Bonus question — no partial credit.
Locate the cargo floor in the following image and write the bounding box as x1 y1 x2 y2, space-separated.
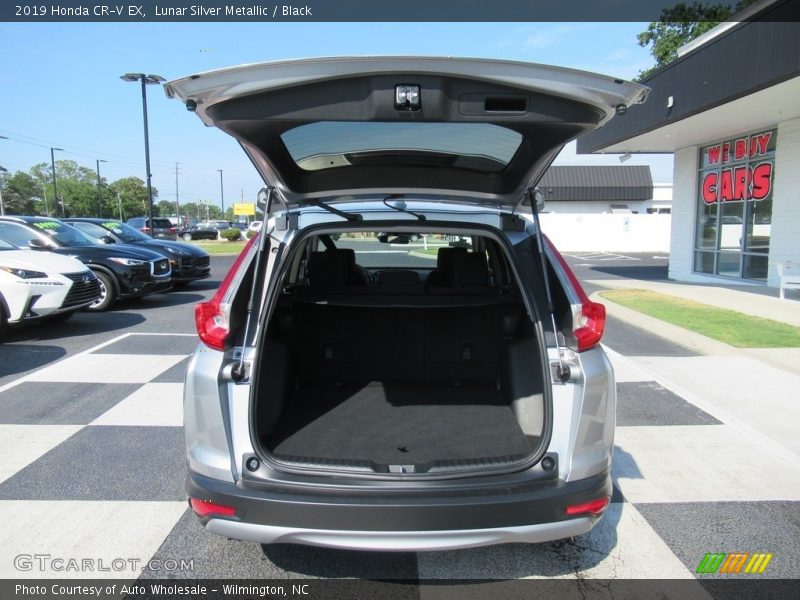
265 381 534 468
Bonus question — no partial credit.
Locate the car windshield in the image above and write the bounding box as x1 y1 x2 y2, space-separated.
331 232 475 269
100 221 150 242
31 220 94 247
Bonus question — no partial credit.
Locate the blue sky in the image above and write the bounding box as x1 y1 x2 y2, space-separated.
0 22 673 208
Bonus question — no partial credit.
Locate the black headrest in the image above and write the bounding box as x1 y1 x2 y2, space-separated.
450 252 489 287
308 251 350 286
436 246 468 272
336 248 357 269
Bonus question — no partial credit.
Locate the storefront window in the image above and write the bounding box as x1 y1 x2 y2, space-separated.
694 128 776 281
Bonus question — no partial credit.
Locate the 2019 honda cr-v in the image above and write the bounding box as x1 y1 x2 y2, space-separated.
168 57 648 550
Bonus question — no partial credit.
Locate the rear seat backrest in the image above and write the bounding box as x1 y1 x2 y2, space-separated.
426 246 467 287
307 251 350 286
450 252 490 287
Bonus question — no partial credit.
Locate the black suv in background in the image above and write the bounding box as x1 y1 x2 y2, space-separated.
0 216 172 311
65 218 211 286
126 217 177 240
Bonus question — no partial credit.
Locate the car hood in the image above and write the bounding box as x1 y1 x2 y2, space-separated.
51 243 165 261
0 249 88 273
141 239 209 257
165 56 648 210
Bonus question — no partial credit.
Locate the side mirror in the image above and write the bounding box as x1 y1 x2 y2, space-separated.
28 238 50 251
99 236 116 244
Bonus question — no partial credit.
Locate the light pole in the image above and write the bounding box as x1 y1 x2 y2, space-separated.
0 135 6 216
50 147 64 217
96 159 108 217
121 72 165 237
217 170 225 219
0 165 7 216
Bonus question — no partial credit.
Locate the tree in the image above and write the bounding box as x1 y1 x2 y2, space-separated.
109 176 159 221
636 1 756 80
157 199 177 217
1 171 40 215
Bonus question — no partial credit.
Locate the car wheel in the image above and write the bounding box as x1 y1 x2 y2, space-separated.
86 271 116 312
182 233 193 242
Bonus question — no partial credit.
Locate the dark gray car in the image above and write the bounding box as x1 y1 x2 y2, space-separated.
126 217 177 241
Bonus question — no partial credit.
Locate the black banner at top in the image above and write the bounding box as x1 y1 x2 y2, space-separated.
3 0 797 23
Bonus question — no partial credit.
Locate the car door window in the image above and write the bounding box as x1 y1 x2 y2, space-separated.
71 222 108 240
0 222 44 247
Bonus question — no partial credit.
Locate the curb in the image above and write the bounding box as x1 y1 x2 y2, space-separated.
593 291 800 376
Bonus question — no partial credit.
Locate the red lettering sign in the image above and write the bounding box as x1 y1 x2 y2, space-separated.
707 145 721 164
702 172 718 204
734 138 746 160
751 162 772 200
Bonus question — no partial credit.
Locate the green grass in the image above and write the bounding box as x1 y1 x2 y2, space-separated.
599 289 800 348
188 240 247 255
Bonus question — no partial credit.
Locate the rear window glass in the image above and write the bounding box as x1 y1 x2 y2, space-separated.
327 232 475 269
281 122 522 172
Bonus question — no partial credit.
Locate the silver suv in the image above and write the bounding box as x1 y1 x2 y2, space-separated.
168 57 647 551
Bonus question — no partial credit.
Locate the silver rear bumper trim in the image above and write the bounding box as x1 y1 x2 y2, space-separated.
206 517 594 551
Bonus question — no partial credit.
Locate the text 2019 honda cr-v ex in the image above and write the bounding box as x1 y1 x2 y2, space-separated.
166 57 648 551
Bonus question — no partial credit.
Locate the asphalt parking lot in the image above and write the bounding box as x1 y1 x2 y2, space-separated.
0 252 797 583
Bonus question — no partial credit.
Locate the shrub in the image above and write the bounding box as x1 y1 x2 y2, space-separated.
246 230 256 239
221 227 242 241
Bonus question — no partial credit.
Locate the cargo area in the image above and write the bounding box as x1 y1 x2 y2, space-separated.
252 237 549 475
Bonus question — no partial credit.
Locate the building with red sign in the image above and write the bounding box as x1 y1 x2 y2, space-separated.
578 0 799 287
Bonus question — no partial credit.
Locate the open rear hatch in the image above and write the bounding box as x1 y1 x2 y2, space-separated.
167 57 645 478
164 56 647 208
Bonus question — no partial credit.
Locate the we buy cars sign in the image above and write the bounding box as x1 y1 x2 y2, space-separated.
700 129 777 204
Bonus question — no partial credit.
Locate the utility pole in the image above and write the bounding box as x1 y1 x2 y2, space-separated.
217 170 224 219
175 162 181 227
50 147 64 217
117 192 123 221
41 181 50 217
96 159 108 217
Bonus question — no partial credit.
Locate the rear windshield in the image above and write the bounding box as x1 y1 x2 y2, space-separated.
281 122 522 172
325 232 475 269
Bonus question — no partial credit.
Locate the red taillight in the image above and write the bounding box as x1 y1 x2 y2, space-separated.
189 498 236 518
194 233 259 351
543 236 606 352
169 227 177 233
565 497 609 517
142 226 150 232
575 300 606 352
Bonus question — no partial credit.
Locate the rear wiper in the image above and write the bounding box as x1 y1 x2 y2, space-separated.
307 199 362 222
383 195 426 221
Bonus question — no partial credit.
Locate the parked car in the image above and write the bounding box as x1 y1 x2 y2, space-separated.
167 57 644 551
0 216 172 311
126 217 178 241
0 236 100 336
64 218 211 286
177 220 231 241
248 221 262 232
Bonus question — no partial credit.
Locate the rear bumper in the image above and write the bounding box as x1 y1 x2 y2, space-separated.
187 468 610 551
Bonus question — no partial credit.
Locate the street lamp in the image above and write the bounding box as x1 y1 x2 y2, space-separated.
0 165 7 216
0 135 8 216
96 159 108 216
50 147 64 217
120 72 165 237
217 169 225 218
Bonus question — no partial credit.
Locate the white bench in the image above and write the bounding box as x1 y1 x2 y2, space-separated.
777 261 800 300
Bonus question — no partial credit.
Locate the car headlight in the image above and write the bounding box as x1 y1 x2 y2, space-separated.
164 246 191 256
0 266 48 279
109 257 147 266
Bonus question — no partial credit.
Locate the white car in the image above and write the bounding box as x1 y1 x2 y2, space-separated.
0 236 101 337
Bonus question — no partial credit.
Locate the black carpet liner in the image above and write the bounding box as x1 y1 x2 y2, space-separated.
266 381 534 467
